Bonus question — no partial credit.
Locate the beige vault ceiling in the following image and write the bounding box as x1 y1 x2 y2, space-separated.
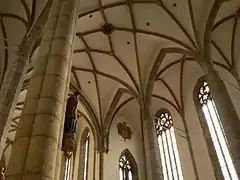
0 0 240 156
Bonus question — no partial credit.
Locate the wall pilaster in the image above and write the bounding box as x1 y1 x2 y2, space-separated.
142 110 163 180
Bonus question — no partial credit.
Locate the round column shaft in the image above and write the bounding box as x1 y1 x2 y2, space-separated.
142 111 163 180
6 0 78 179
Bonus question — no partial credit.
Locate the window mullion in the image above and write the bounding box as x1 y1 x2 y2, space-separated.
162 132 170 180
125 169 128 180
198 80 239 180
211 101 232 153
166 130 178 180
208 101 238 179
205 103 231 179
159 135 168 180
84 136 90 180
163 132 173 180
155 110 183 180
168 128 179 179
170 129 183 180
64 157 71 180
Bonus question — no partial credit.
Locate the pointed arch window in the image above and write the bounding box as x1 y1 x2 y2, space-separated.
154 109 183 180
119 154 132 180
78 128 90 180
119 149 138 180
197 80 238 180
83 134 90 180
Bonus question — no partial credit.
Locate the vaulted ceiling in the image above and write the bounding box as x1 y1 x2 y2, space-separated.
71 0 240 130
0 0 240 162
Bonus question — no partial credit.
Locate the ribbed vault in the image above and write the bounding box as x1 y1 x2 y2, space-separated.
0 0 240 163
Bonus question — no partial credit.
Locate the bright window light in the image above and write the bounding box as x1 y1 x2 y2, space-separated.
198 81 238 180
155 110 183 180
83 134 90 180
119 154 133 180
64 157 71 180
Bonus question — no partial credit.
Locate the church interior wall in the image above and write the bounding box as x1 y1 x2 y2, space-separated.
215 66 240 119
0 1 240 179
5 54 240 180
103 115 145 180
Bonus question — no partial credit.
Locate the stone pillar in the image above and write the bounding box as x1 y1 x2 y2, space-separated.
201 60 240 175
142 110 163 180
0 0 52 160
99 151 104 180
6 0 78 179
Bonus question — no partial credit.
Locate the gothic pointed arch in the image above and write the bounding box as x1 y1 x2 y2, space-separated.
193 76 238 180
119 149 139 180
78 127 91 180
154 108 183 180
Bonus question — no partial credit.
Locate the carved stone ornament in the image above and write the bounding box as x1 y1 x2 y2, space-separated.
117 122 132 141
62 133 76 157
62 93 79 156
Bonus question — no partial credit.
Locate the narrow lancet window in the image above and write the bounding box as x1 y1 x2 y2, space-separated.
83 133 90 180
154 110 183 180
119 154 132 180
78 128 91 180
119 150 138 180
198 80 238 180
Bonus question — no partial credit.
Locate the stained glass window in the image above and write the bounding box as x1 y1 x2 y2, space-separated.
154 110 183 180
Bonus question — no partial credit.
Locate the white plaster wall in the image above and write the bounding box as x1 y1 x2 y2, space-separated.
103 115 145 180
216 66 240 119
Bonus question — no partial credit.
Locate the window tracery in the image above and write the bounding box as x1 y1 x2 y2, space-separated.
154 110 183 180
155 111 173 136
119 155 133 180
119 150 138 180
198 81 211 105
197 80 238 180
78 128 90 180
